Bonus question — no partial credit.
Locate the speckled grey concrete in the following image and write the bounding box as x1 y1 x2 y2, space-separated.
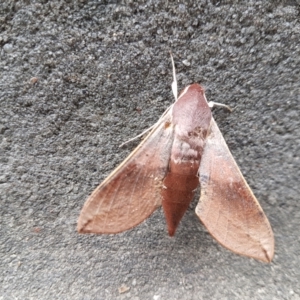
1 1 300 299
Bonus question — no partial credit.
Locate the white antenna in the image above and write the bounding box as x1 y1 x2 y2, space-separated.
170 52 178 101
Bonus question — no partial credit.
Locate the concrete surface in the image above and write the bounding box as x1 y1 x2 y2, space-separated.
1 0 300 299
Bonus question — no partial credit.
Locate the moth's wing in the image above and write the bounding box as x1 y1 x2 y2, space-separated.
196 118 274 262
78 111 174 234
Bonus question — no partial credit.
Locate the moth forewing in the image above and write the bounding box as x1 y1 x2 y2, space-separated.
196 118 274 262
77 110 174 234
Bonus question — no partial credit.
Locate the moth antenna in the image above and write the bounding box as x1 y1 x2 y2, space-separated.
119 104 173 148
208 101 233 112
170 52 178 101
120 54 177 148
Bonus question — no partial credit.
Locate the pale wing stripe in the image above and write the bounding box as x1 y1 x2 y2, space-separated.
131 126 173 219
126 164 144 221
102 176 124 229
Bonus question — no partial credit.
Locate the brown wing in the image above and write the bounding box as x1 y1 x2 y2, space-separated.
196 118 274 262
78 111 174 234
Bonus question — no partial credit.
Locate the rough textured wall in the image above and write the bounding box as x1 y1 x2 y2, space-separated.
1 1 299 299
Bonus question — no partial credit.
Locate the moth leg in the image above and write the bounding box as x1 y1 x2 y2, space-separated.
208 101 232 112
119 123 158 148
119 104 173 148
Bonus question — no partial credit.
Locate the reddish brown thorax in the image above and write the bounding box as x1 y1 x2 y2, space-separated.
162 84 212 236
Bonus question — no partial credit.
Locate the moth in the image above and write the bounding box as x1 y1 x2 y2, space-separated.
78 56 274 263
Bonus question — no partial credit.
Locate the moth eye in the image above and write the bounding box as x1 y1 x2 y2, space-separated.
164 121 171 129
